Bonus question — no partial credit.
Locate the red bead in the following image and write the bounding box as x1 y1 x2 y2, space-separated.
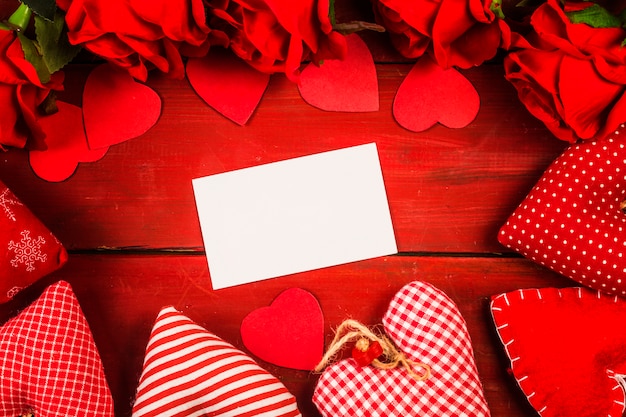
352 340 383 366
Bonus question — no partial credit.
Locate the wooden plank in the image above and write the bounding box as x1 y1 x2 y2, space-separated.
0 64 568 253
0 254 573 417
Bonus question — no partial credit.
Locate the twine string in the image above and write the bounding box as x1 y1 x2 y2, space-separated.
314 319 431 381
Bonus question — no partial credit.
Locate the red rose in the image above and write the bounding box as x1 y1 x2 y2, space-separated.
0 29 63 150
371 0 509 69
504 0 626 142
57 0 228 81
206 0 347 81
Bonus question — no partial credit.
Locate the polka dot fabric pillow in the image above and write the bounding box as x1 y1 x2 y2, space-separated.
499 124 626 295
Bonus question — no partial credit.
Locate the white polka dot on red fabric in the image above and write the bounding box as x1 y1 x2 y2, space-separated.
499 124 626 296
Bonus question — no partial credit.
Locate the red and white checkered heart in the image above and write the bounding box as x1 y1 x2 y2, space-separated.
313 281 490 417
499 124 626 295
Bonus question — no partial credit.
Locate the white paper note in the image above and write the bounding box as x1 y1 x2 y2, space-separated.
192 143 397 289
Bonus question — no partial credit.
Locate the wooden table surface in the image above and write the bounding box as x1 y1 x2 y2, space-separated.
0 3 576 415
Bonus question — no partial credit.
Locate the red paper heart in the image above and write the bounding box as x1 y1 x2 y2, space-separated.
29 101 108 182
491 287 626 417
313 281 490 416
499 124 626 295
298 34 378 112
393 56 479 132
186 49 270 125
83 64 161 149
240 288 323 370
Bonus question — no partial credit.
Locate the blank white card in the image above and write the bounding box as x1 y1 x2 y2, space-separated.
192 143 397 289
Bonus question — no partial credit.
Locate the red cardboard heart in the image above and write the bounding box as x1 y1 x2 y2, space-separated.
83 64 161 149
313 281 490 416
499 124 626 295
241 287 323 370
491 287 626 417
29 101 108 182
298 34 379 112
394 56 479 132
186 49 270 125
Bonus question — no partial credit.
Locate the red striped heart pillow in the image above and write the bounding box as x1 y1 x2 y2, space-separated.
132 306 302 417
0 280 114 417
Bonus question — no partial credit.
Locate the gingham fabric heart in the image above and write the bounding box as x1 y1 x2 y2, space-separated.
0 180 67 302
132 306 301 417
491 287 626 417
499 124 626 295
0 280 114 417
313 281 490 417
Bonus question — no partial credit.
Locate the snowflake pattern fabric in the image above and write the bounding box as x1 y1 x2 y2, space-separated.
0 181 67 302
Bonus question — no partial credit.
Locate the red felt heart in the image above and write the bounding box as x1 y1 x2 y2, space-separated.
83 64 161 149
393 56 479 132
29 101 108 182
240 287 323 370
0 281 114 416
313 281 490 416
186 49 270 125
298 34 379 112
491 287 626 417
499 123 626 295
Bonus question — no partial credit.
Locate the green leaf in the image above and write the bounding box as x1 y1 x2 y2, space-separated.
35 11 81 75
17 32 51 84
22 0 56 21
329 0 336 26
566 3 623 28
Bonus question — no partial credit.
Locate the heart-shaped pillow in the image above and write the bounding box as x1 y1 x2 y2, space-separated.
131 306 302 417
313 281 490 416
491 287 626 417
499 124 626 295
0 181 68 302
0 280 114 416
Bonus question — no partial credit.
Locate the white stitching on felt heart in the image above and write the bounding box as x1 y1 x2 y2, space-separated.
491 288 626 417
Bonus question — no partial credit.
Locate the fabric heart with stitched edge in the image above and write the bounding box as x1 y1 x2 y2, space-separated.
298 34 379 112
393 56 480 132
241 287 324 370
499 123 626 296
0 280 114 417
83 64 161 150
132 306 301 417
491 287 626 417
29 101 109 182
0 180 68 302
313 281 490 417
186 49 270 125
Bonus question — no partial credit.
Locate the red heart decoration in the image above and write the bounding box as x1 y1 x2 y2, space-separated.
298 34 379 112
491 287 626 417
29 101 108 182
313 281 490 416
83 64 161 149
132 306 301 417
393 56 479 132
186 49 270 125
0 281 114 416
241 287 323 370
499 124 626 295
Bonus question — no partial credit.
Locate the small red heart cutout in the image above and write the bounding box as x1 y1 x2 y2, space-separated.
29 101 108 182
298 34 379 112
83 64 161 149
313 281 490 416
241 287 323 370
186 49 270 125
491 287 626 417
394 56 479 132
499 125 626 295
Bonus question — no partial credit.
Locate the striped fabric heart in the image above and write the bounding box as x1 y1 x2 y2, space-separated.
131 306 302 417
0 280 114 417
